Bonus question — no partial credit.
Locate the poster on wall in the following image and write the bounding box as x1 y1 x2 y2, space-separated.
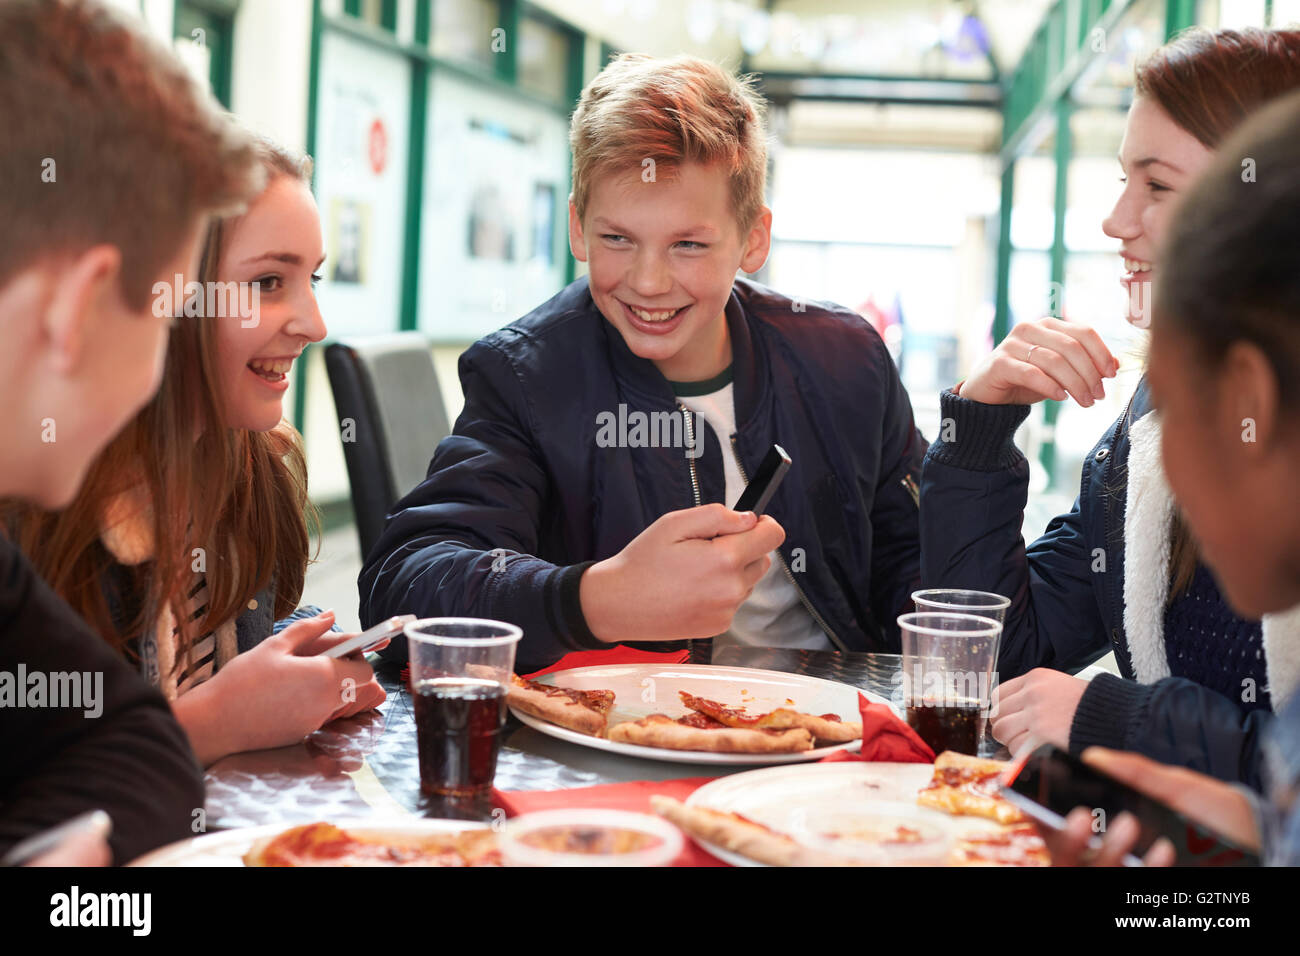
312 31 410 338
419 69 569 342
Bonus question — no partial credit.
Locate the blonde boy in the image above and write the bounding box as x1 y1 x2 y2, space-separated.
362 55 926 672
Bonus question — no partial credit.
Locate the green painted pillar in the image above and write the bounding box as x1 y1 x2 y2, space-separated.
1041 97 1073 488
400 0 431 333
992 161 1015 346
562 29 584 286
496 0 519 84
293 0 325 433
1164 0 1198 39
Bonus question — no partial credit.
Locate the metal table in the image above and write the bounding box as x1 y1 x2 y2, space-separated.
202 647 962 829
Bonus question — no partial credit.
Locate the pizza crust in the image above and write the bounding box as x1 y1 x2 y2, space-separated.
506 675 611 737
677 692 863 743
916 750 1026 825
784 713 862 743
243 823 501 867
948 824 1050 867
933 750 1011 777
650 797 846 867
609 714 815 753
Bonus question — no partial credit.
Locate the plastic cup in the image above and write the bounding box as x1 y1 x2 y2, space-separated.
790 803 954 866
405 618 521 799
912 589 1011 624
498 810 684 867
897 611 1002 756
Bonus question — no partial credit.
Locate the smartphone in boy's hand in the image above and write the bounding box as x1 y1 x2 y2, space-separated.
733 444 791 517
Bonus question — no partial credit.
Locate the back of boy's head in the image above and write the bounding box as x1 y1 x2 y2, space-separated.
570 54 768 232
0 0 263 311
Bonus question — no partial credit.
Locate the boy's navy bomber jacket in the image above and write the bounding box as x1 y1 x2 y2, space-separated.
359 276 927 674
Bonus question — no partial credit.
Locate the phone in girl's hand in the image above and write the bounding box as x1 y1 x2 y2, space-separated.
319 614 415 659
1000 743 1259 867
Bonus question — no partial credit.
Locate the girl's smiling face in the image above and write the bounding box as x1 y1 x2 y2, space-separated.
1101 95 1214 328
213 174 326 432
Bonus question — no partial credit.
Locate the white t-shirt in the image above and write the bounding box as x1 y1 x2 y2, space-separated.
675 379 832 651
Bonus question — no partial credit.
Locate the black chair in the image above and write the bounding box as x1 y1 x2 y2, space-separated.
324 333 452 562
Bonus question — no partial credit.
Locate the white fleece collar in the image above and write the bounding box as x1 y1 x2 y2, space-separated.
1122 411 1174 684
1264 606 1300 710
1123 411 1300 708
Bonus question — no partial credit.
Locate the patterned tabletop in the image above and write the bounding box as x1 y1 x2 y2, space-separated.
202 647 911 829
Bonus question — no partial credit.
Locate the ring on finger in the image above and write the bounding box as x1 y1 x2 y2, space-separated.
1026 345 1040 362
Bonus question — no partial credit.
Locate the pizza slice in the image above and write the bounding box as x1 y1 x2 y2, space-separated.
649 796 840 867
607 712 815 754
678 691 862 743
949 822 1050 867
506 673 616 737
916 751 1027 825
243 822 501 867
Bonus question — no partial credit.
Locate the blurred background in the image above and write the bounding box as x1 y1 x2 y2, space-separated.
111 0 1297 629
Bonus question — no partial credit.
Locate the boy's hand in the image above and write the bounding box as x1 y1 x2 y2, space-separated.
579 504 785 643
958 316 1118 408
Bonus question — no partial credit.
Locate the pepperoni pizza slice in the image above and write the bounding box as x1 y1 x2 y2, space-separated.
506 673 616 737
243 823 501 867
677 691 862 743
607 711 815 754
948 822 1050 867
916 751 1027 825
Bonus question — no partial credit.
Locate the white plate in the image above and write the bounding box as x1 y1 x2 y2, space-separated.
128 817 485 867
510 663 884 765
683 762 1004 866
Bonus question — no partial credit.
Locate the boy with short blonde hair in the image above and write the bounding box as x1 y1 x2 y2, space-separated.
362 54 926 672
569 53 769 238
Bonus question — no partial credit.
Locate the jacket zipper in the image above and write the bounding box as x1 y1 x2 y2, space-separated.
678 403 704 662
678 402 702 507
730 435 847 652
900 473 920 508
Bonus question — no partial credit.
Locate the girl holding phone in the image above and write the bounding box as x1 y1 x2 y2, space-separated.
4 138 386 766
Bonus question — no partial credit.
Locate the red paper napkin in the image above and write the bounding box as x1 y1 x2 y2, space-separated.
521 645 690 680
493 777 726 866
820 692 935 764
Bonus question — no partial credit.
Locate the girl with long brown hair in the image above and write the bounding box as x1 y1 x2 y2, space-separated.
3 138 385 766
919 27 1300 789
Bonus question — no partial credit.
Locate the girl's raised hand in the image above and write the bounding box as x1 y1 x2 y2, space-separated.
958 316 1119 408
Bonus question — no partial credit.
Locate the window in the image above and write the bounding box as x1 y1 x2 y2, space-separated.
432 0 498 70
518 15 572 103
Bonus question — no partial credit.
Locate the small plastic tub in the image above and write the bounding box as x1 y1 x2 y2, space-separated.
498 809 684 867
788 803 953 866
